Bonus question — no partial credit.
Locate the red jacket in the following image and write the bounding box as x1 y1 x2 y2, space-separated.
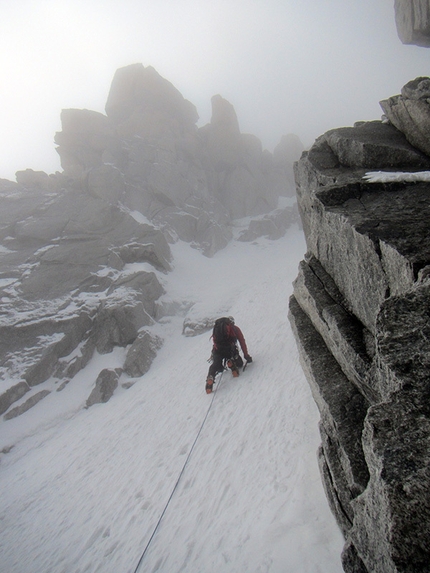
213 323 248 356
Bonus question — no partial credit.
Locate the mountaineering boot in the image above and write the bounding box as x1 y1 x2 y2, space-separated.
227 359 239 378
205 376 214 394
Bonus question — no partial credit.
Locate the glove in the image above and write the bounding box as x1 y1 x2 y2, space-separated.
244 354 252 363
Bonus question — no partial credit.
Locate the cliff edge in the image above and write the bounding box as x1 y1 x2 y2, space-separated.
289 78 430 572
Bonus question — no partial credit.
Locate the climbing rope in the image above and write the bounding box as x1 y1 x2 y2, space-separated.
132 370 225 573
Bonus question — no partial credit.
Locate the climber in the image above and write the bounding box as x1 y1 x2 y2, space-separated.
205 316 252 394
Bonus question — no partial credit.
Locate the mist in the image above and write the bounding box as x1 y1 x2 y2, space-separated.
0 0 428 181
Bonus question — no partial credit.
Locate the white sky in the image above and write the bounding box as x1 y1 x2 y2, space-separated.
0 0 428 180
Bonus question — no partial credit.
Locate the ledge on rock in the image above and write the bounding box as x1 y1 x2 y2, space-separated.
289 295 370 498
293 257 377 403
295 164 430 332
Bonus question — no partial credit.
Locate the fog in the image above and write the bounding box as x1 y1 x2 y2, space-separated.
0 0 428 181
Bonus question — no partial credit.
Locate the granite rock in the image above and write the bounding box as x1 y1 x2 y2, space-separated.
290 92 430 571
123 330 163 377
395 0 430 47
86 368 122 407
380 79 430 157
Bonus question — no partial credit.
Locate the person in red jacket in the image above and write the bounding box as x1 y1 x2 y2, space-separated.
206 316 252 394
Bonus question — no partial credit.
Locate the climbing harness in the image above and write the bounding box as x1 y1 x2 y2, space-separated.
132 369 225 573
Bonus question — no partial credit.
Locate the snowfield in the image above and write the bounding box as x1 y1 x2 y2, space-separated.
0 224 344 573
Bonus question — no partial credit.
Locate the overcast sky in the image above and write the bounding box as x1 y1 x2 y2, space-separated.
0 0 428 180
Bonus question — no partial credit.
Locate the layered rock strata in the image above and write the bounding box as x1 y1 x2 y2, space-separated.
289 82 430 572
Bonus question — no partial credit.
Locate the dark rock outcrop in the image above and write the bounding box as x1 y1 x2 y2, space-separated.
395 0 430 47
289 79 430 572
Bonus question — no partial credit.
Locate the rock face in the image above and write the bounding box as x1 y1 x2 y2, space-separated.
289 79 430 572
0 64 301 423
56 64 299 255
0 173 169 413
395 0 430 47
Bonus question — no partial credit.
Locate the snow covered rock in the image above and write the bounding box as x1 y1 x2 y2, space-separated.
290 95 430 572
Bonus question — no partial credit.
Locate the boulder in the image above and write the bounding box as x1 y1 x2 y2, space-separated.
395 0 430 47
401 76 430 99
0 381 30 416
123 330 163 377
380 78 430 157
238 218 279 242
86 368 122 407
93 299 153 355
317 121 430 169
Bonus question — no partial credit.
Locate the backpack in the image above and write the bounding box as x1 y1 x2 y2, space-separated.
212 317 235 348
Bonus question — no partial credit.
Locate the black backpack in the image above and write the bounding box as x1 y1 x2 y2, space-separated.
212 317 235 348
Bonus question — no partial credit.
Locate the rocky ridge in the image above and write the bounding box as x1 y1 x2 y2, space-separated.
0 64 302 423
289 77 430 572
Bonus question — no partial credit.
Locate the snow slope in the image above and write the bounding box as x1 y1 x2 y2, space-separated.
0 225 344 573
